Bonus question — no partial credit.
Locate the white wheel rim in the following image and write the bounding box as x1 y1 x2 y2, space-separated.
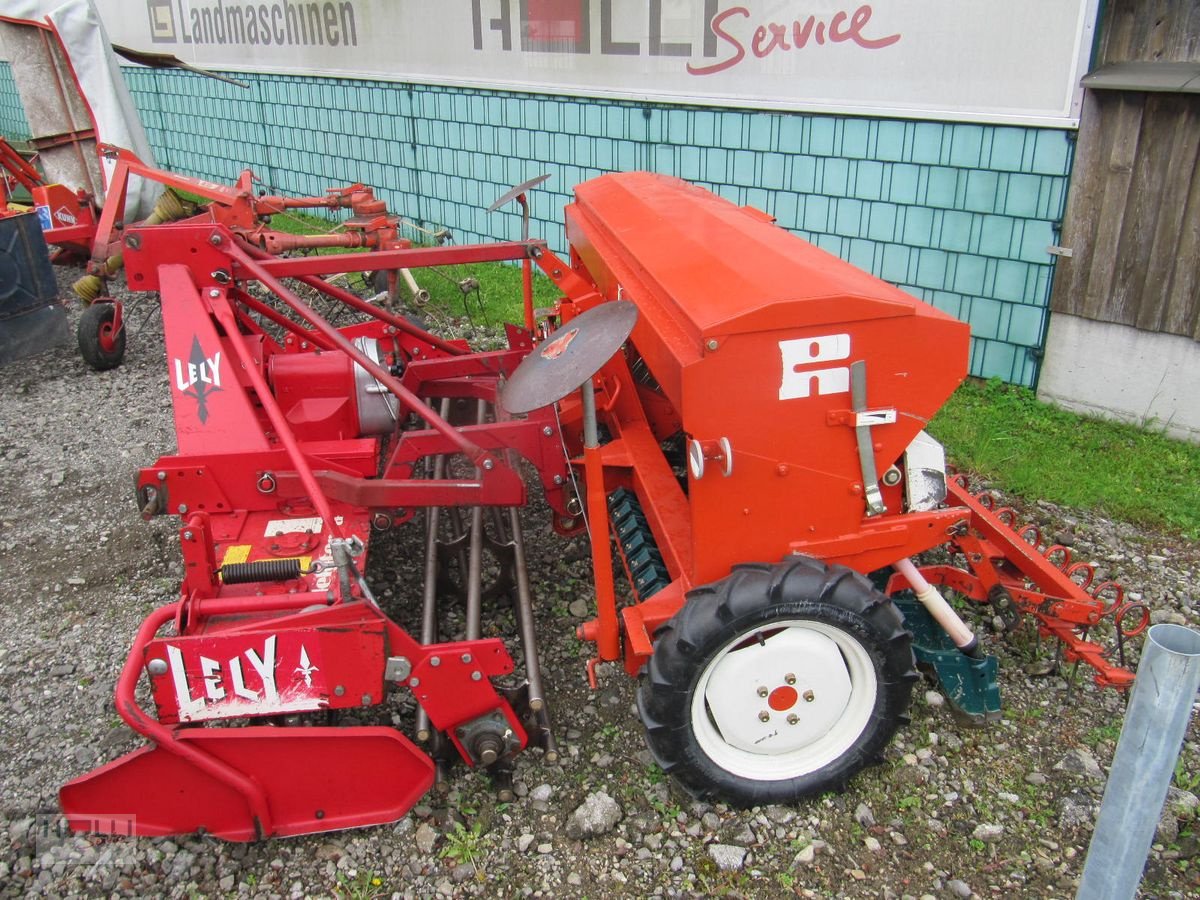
691 619 877 781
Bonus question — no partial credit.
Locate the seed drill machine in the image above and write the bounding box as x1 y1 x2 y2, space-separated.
59 167 1149 839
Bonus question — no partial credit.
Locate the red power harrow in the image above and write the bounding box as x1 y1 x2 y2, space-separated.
60 168 1152 840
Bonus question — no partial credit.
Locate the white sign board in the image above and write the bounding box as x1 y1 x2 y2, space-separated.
85 1 1099 127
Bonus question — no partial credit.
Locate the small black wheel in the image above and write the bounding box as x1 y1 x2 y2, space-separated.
77 301 126 370
637 556 917 806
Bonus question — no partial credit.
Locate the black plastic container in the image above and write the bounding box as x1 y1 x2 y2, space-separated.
0 211 68 365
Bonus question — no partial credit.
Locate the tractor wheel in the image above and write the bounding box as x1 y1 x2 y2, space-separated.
78 302 126 371
637 556 916 806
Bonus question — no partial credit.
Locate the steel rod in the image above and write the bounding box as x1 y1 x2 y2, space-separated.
465 399 487 641
507 504 545 712
416 398 452 743
229 242 486 461
239 235 462 351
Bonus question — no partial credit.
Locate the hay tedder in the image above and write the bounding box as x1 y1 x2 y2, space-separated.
59 169 1150 840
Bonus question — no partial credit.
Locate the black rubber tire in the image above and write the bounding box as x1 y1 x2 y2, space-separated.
637 556 917 806
77 302 126 371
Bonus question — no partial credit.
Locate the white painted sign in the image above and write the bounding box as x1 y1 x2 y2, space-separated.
779 333 851 400
84 0 1099 127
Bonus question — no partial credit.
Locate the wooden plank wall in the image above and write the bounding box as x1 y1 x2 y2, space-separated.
1049 0 1200 341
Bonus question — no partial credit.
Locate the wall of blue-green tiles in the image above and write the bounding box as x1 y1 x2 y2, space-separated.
0 62 30 141
2 65 1074 386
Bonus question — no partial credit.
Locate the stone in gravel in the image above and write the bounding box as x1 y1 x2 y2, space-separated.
568 599 589 617
415 822 438 854
530 783 553 802
169 850 194 880
565 791 623 839
670 856 683 871
864 836 882 853
854 802 876 828
701 812 721 831
972 823 1004 843
1025 772 1048 786
765 805 794 824
451 864 474 883
1168 787 1200 819
517 834 535 853
1059 795 1096 830
731 823 755 845
894 765 931 787
315 842 344 861
947 879 972 898
708 844 747 871
1151 609 1188 626
1055 748 1104 780
924 690 945 708
49 664 75 676
1158 808 1182 844
795 844 816 865
536 843 553 854
218 874 234 891
567 873 583 886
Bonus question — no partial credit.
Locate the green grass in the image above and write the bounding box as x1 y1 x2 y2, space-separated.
930 378 1200 540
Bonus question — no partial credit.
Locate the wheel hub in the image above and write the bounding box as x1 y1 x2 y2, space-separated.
701 627 854 756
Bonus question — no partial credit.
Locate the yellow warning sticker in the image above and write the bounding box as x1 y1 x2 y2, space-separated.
221 545 252 566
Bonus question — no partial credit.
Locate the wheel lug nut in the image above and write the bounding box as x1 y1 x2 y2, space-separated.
756 687 768 698
787 714 799 725
758 711 770 723
803 690 815 702
785 673 796 685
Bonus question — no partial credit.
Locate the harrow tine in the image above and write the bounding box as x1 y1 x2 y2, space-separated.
492 768 515 803
1017 523 1043 548
1065 659 1083 700
1043 544 1073 570
1065 562 1096 591
416 398 454 744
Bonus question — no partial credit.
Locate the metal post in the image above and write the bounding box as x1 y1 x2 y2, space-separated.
1077 624 1200 900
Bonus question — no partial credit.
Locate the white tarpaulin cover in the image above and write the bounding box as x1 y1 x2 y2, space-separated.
2 0 156 217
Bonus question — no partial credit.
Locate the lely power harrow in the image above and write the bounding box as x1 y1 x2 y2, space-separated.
60 169 1150 839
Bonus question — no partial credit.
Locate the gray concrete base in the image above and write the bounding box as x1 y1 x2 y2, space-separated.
1037 314 1200 444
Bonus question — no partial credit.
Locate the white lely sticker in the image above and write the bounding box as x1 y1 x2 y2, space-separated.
779 333 851 400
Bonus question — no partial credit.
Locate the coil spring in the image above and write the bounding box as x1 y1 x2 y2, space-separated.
220 558 302 584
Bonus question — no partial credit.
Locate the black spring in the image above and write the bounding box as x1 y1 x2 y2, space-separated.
220 558 302 584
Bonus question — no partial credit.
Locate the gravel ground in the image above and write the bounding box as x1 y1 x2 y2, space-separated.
1 271 1199 899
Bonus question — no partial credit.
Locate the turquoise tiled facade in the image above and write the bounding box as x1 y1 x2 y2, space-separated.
0 62 29 141
3 65 1074 386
